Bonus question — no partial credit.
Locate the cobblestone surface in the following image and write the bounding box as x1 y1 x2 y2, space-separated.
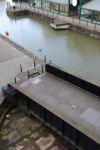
0 107 73 150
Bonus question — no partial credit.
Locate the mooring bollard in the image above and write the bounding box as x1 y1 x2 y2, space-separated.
34 59 36 68
14 77 16 84
20 64 22 72
42 64 43 73
27 70 29 78
44 55 46 63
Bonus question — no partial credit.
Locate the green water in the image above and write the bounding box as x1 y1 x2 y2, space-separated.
0 0 100 85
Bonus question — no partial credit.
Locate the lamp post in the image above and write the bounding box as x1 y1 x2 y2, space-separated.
72 0 77 7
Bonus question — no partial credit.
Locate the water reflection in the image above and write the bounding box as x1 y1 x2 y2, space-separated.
0 0 100 85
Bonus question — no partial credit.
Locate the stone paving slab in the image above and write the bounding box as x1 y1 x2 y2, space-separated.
0 37 34 92
0 38 24 63
0 107 72 150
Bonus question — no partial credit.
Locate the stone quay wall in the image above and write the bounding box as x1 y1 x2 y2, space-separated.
6 4 100 40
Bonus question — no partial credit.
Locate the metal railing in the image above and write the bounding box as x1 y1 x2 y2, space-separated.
7 2 100 32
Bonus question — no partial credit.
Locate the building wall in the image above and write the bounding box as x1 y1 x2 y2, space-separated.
29 0 100 20
30 0 69 15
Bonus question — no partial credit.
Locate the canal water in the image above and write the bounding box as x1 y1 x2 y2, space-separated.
0 0 100 85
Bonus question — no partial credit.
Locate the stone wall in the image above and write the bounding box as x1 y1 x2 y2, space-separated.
70 24 100 39
6 8 100 40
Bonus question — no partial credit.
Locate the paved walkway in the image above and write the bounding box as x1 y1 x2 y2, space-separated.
0 37 34 92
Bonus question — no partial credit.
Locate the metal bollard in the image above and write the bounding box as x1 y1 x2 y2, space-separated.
41 65 44 73
20 64 22 72
34 59 36 68
27 70 30 78
14 77 16 84
44 55 46 63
